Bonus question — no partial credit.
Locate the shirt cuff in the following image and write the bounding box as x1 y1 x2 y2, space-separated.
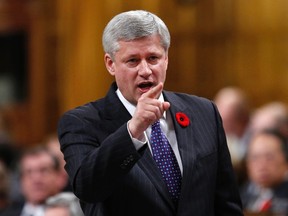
127 121 148 151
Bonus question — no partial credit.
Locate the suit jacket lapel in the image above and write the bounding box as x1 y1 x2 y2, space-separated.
99 82 132 132
163 91 197 201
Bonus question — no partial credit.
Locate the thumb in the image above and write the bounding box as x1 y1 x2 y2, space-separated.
162 101 170 111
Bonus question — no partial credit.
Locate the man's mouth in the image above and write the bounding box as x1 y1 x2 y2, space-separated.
138 82 154 92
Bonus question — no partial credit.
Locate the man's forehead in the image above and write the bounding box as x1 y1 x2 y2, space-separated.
22 152 52 164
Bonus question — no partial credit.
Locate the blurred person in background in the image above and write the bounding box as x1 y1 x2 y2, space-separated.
44 192 84 216
214 86 251 184
0 140 21 205
44 134 71 192
240 129 288 215
0 146 63 216
248 101 288 140
0 109 22 204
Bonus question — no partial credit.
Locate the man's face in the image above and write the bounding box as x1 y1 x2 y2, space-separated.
105 34 168 105
21 152 61 204
247 134 288 188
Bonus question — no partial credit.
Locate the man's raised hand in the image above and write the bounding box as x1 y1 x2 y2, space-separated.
128 83 170 139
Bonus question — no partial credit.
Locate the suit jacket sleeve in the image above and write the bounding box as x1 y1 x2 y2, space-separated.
58 104 142 202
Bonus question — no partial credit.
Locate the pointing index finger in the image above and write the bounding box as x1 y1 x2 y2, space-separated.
145 83 163 99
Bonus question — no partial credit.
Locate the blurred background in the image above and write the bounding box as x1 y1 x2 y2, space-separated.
0 0 287 147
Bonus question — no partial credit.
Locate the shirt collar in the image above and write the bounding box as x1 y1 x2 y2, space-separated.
116 88 166 119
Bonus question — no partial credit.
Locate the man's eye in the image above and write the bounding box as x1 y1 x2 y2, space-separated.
128 58 137 63
126 58 139 67
148 56 158 62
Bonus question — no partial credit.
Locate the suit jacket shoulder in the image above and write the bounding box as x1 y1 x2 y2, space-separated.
0 201 24 216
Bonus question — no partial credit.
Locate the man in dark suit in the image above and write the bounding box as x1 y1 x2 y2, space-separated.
58 10 243 216
240 129 288 214
0 146 63 216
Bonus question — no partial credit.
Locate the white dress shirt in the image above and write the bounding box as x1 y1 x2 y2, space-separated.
116 89 183 174
21 203 45 216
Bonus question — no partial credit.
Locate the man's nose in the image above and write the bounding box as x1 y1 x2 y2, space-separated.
138 60 152 77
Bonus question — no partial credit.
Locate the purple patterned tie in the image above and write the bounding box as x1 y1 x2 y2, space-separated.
150 120 182 204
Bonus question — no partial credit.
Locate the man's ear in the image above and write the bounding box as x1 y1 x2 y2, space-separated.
164 51 169 71
104 53 115 75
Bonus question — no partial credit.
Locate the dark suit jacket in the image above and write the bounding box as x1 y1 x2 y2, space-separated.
58 82 243 216
240 181 288 214
0 201 24 216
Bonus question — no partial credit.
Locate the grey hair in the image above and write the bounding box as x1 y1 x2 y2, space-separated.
45 192 84 216
102 10 170 59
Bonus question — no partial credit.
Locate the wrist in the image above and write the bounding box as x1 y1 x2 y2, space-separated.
127 120 145 140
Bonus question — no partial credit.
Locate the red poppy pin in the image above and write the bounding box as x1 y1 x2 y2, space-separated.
259 199 271 212
175 112 190 127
